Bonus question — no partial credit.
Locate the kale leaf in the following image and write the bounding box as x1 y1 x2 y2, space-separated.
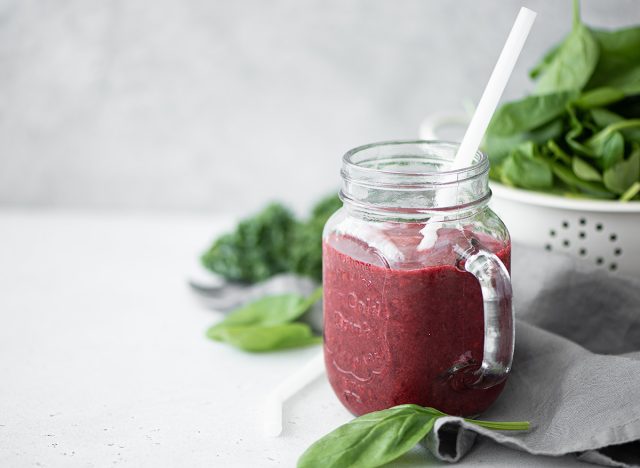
201 194 341 283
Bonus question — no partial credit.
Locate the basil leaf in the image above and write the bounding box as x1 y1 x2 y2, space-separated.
501 142 553 190
298 404 530 468
534 10 599 94
603 148 640 195
573 157 602 182
298 405 439 468
208 323 321 352
487 92 575 136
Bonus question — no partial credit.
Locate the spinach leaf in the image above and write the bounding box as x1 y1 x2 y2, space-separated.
529 41 563 79
501 143 553 190
206 288 323 352
547 160 615 198
603 148 640 195
533 0 599 94
573 87 626 109
208 323 321 352
591 108 624 128
573 156 602 181
621 181 640 202
297 404 530 468
588 26 640 92
547 140 572 165
487 92 575 136
585 130 625 169
209 289 321 330
484 118 564 165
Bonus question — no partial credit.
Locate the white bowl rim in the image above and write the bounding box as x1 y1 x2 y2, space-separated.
490 182 640 213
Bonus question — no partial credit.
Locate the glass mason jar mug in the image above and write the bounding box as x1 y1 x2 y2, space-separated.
322 141 514 417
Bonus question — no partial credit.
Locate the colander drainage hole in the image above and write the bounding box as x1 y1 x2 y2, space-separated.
545 244 552 251
610 234 617 241
579 248 587 256
563 240 570 247
562 221 569 228
596 257 604 265
579 231 586 239
579 218 586 225
610 263 618 271
614 248 622 256
596 223 603 231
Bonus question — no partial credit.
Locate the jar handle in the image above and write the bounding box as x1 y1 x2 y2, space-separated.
455 240 514 389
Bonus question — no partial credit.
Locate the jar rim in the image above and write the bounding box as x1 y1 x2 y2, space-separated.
342 140 488 185
340 140 491 213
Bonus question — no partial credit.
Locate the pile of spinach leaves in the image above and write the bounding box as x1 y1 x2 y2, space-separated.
201 193 341 283
485 0 640 201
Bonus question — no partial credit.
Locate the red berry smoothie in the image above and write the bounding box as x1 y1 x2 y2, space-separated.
322 226 510 417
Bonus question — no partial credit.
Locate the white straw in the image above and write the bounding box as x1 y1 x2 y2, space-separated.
452 7 537 169
264 351 325 437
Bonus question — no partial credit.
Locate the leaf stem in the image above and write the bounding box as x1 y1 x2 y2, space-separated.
572 0 580 29
465 418 531 431
621 182 640 202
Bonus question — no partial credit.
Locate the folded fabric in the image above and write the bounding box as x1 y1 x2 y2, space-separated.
426 245 640 467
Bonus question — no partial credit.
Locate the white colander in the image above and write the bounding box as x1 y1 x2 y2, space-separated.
420 111 640 278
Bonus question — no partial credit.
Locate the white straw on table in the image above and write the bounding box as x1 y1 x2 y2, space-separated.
264 351 325 437
452 7 537 169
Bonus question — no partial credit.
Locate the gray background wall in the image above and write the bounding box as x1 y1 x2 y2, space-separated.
1 0 639 215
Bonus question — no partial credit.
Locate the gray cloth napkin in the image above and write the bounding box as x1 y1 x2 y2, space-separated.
191 244 640 466
424 244 640 467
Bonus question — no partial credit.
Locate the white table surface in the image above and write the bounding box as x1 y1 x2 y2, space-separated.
0 209 590 467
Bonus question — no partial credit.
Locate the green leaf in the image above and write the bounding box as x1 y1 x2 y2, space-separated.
298 405 439 468
529 41 563 79
487 92 575 136
547 140 572 165
585 129 625 169
501 142 553 190
201 203 298 282
621 181 640 202
207 323 321 352
206 288 323 352
211 290 321 330
590 108 624 128
603 149 640 195
573 87 626 109
546 159 615 198
298 404 530 468
533 17 599 94
588 26 640 92
289 194 342 281
572 157 602 181
565 106 594 157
